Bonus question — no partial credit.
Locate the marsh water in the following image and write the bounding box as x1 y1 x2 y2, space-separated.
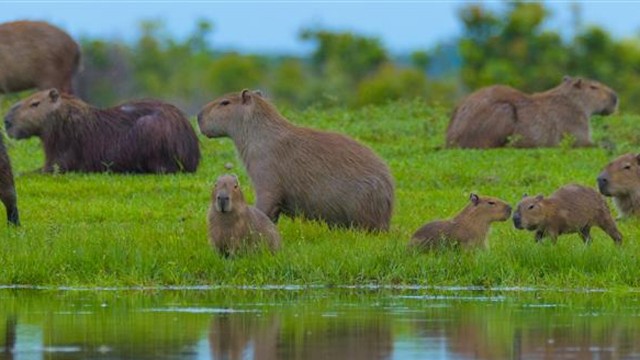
1 287 639 360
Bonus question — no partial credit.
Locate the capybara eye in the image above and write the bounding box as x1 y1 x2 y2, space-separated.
30 101 40 108
488 201 496 205
624 164 632 170
590 85 598 90
220 100 231 106
528 204 535 210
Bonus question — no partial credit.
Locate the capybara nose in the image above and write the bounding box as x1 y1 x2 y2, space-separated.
196 111 203 126
4 114 12 129
216 195 229 212
505 205 512 215
597 175 609 194
612 93 619 106
512 213 522 229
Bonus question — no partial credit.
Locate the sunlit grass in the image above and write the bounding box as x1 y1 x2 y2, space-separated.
1 99 639 288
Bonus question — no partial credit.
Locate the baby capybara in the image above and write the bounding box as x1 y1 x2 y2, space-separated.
409 194 511 250
197 89 394 232
208 174 281 256
513 184 622 244
446 76 618 148
598 153 640 218
4 89 200 173
0 136 19 225
0 21 81 94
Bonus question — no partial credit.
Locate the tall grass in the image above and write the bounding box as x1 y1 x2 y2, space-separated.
1 99 639 288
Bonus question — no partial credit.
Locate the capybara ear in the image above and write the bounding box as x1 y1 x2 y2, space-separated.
49 88 60 103
522 193 528 199
635 154 640 164
241 89 252 104
254 90 264 97
470 193 480 206
563 75 572 83
230 173 240 186
535 194 544 201
573 78 583 89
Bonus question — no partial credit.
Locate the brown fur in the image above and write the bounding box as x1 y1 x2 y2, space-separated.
409 194 511 250
0 136 18 225
0 21 81 94
598 153 640 218
207 174 281 256
513 184 622 244
4 89 200 173
197 89 394 232
446 76 618 148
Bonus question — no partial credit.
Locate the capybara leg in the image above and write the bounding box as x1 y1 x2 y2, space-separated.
535 230 544 243
579 227 592 244
599 215 623 245
0 189 19 226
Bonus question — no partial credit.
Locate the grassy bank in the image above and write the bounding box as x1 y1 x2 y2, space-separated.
1 99 640 288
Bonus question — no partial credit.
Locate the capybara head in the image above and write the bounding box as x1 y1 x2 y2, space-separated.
4 89 62 139
513 194 546 230
561 76 618 115
212 174 245 213
468 193 512 222
597 153 640 197
197 89 265 138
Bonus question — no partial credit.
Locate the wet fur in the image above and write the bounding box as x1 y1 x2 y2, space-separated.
513 184 622 244
207 175 281 256
198 90 394 232
0 136 19 225
0 21 81 94
4 90 200 173
409 194 511 250
446 77 618 148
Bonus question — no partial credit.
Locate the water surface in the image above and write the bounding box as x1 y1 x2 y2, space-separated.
1 287 639 359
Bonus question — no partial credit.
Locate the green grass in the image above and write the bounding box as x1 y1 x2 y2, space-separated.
1 98 640 288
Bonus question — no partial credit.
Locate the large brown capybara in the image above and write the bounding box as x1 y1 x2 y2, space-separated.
409 193 511 251
0 21 81 94
197 89 394 232
207 174 281 256
513 184 622 244
597 153 640 219
3 89 200 173
0 136 19 225
446 76 618 148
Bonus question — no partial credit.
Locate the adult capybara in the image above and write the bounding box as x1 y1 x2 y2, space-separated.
409 193 511 250
197 89 394 232
0 136 19 225
597 153 640 218
207 174 281 256
0 21 81 94
513 184 621 244
446 76 618 148
4 89 200 173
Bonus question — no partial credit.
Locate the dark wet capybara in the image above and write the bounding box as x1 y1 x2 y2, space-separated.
446 76 618 148
513 184 622 244
0 135 19 225
597 153 640 219
0 21 81 94
197 89 394 232
409 193 511 250
4 89 200 173
207 174 281 256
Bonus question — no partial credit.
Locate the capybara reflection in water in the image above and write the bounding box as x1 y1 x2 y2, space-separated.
598 153 640 219
198 90 394 232
446 76 618 148
4 89 200 173
409 193 511 250
207 174 281 256
513 184 622 244
0 136 19 225
0 21 81 94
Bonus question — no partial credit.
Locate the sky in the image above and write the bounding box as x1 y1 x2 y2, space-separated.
2 1 640 55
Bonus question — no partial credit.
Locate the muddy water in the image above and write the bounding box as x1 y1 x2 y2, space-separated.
0 287 639 359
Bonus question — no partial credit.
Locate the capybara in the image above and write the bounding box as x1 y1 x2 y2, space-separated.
409 193 511 250
0 136 19 225
3 89 200 173
207 174 281 256
598 153 640 218
197 89 394 232
513 184 622 244
446 76 618 148
0 21 81 94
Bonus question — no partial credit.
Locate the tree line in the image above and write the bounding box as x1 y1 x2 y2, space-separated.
76 3 640 113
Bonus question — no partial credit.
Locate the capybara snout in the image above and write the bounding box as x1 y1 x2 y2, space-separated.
512 212 522 229
597 173 610 196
